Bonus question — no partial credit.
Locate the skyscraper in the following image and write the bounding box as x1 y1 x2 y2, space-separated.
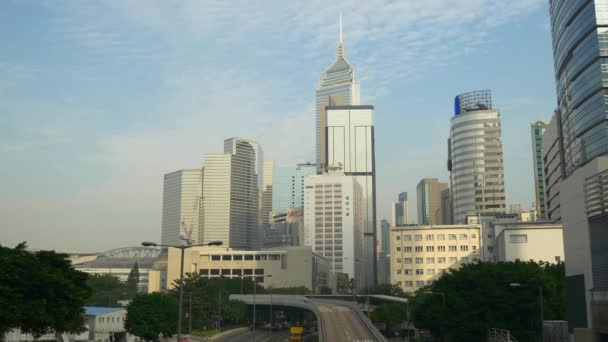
316 14 360 173
161 169 203 246
542 111 563 223
271 163 317 214
531 120 549 220
303 174 362 286
261 158 274 225
549 0 608 332
416 178 448 225
380 219 390 254
448 90 506 224
391 192 408 226
201 137 261 249
325 105 376 288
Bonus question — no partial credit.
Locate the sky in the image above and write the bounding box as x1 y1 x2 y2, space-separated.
0 0 557 252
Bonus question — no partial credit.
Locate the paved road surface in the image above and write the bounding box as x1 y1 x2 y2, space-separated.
215 329 288 342
312 301 377 342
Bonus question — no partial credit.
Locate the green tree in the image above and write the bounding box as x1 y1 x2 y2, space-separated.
86 274 129 306
125 293 178 341
126 262 140 296
410 261 565 342
0 243 92 338
336 273 350 294
371 303 408 328
319 286 332 294
367 283 409 298
221 300 247 324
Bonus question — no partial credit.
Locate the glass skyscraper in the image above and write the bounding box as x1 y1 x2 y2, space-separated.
448 90 506 224
316 21 360 173
271 163 317 214
416 178 448 225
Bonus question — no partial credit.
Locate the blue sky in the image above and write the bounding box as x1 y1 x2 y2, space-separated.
0 0 557 251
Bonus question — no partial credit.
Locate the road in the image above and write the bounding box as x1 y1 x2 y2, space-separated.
215 329 289 342
312 301 377 342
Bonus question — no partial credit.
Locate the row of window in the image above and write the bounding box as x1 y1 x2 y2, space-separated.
396 280 433 287
396 268 448 275
200 268 264 276
396 256 477 264
209 254 281 261
99 316 125 323
396 245 477 252
395 233 475 241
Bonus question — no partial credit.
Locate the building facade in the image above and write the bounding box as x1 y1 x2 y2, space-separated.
494 222 564 263
316 17 360 173
303 174 362 288
164 246 334 293
440 188 453 224
380 219 391 255
261 157 274 225
263 208 304 248
549 0 608 333
531 120 549 220
416 178 449 225
448 90 507 224
390 224 481 293
325 105 377 288
161 169 203 245
391 192 409 226
202 137 261 249
272 163 317 214
542 111 564 223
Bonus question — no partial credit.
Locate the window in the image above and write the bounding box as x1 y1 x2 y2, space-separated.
404 269 412 275
426 257 434 263
210 269 220 275
415 235 423 241
438 257 446 263
471 234 476 239
440 269 447 274
555 256 561 262
415 246 423 252
404 246 412 252
438 246 446 252
405 281 413 287
200 269 209 275
426 246 434 252
510 234 528 243
244 255 254 260
449 257 457 263
211 255 221 261
233 255 243 261
221 269 230 275
254 268 264 275
397 269 402 275
396 258 402 263
459 234 468 240
222 255 232 261
449 234 457 240
449 245 457 252
426 234 434 241
460 245 469 252
416 269 424 275
461 257 469 263
416 281 424 287
426 269 435 275
415 257 424 264
396 247 401 252
437 234 445 240
404 258 412 264
396 236 401 241
472 246 477 251
404 235 412 241
397 281 402 286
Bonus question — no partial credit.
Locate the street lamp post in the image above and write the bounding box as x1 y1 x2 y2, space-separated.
141 240 223 342
510 283 544 338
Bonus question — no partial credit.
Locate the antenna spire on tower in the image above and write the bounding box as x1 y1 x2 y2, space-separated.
337 11 344 58
339 11 343 44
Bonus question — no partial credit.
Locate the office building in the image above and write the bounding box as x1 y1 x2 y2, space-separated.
303 173 362 288
380 219 391 254
272 163 317 214
391 192 409 226
161 169 203 246
316 14 360 173
494 222 564 263
261 158 274 225
440 188 453 224
202 137 261 249
531 120 549 220
542 111 563 223
549 1 608 334
163 246 334 293
325 105 377 288
416 178 449 225
390 224 481 293
448 90 506 224
263 208 304 248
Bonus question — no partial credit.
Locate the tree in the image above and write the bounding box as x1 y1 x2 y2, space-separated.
221 300 247 324
319 286 332 295
410 261 566 342
126 262 140 296
336 273 350 294
367 284 409 298
86 274 129 307
371 303 408 328
0 243 92 338
125 293 178 341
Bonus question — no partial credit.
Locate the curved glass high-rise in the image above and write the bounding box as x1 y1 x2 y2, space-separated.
449 90 506 224
316 19 360 173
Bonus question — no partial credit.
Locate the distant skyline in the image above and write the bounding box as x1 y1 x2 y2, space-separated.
0 0 556 251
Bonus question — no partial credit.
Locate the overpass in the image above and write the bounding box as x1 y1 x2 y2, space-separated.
229 294 388 342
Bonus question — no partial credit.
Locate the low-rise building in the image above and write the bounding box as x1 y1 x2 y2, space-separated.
495 222 564 263
163 246 335 293
390 224 481 293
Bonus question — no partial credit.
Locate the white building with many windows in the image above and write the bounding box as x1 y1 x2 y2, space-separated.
304 173 362 288
390 224 481 293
